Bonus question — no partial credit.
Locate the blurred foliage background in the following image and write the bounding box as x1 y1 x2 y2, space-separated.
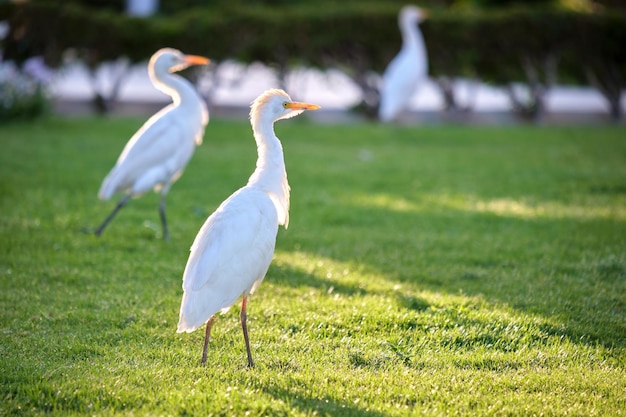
0 0 624 120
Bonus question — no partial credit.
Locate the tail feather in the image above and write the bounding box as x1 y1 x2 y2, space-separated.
177 291 211 333
177 289 235 333
98 169 120 200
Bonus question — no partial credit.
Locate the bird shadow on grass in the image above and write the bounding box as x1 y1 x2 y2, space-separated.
261 385 389 417
267 263 369 298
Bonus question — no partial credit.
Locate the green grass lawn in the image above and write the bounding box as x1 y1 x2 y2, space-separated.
1 116 625 416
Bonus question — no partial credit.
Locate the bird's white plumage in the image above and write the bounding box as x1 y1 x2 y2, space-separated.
177 187 278 331
378 5 428 122
176 89 320 357
98 48 208 200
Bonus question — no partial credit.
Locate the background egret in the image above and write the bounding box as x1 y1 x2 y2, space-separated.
95 48 210 240
177 89 319 368
378 5 429 123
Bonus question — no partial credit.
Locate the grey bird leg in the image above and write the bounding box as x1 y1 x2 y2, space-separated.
159 194 169 241
241 296 254 368
201 316 215 365
95 194 132 237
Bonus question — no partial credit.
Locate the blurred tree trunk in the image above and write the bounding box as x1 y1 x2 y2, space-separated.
86 57 130 114
506 54 557 123
435 76 478 120
585 64 623 122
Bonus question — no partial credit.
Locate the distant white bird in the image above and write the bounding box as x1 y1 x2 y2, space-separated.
378 5 429 122
177 89 320 367
95 48 210 240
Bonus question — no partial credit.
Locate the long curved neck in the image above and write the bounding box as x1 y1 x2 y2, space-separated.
400 19 425 54
150 70 198 106
247 117 290 227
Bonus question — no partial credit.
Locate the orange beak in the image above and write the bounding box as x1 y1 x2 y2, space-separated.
183 55 210 66
286 101 321 111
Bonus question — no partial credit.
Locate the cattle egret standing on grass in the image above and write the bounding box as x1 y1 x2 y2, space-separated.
95 48 210 241
378 5 428 122
177 89 320 368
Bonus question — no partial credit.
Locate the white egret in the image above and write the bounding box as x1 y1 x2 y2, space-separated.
378 5 429 122
177 89 320 368
95 48 210 241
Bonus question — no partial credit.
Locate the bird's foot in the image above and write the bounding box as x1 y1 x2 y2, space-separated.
79 226 102 237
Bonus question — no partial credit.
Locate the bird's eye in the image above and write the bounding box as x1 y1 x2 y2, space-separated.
282 102 289 108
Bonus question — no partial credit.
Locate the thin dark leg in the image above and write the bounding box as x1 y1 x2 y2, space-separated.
241 296 254 368
95 194 131 237
159 194 169 241
201 316 215 365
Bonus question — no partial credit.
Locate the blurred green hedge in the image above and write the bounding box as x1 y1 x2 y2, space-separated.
1 2 624 117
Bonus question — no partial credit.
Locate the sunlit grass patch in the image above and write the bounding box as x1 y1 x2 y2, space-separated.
342 191 626 221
